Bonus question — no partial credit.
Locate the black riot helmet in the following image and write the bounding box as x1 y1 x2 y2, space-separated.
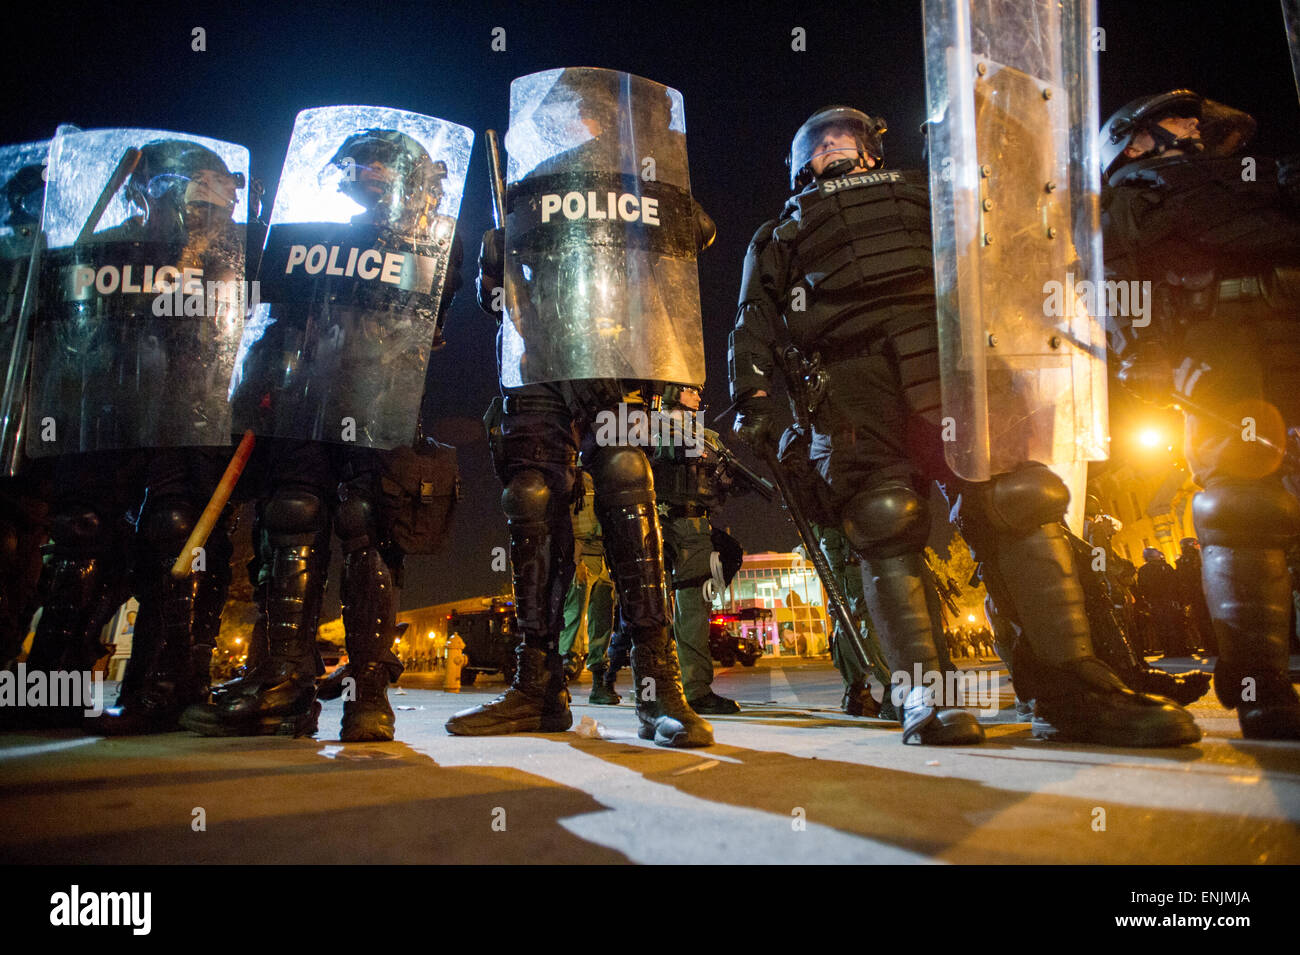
127 139 244 239
788 106 886 191
1100 90 1203 181
1142 546 1164 563
1101 90 1258 183
4 162 46 230
325 128 447 234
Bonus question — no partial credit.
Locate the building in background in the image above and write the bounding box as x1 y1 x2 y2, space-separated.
716 552 828 656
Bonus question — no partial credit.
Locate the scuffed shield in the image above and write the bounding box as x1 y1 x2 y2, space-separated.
0 139 50 473
231 106 471 449
922 0 1109 481
499 67 705 388
25 127 250 457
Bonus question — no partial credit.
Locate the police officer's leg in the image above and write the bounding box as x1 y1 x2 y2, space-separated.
589 443 712 747
667 515 735 714
37 470 133 681
447 405 577 735
182 444 326 736
842 480 982 744
1196 479 1300 738
585 568 619 703
94 450 232 733
334 459 404 742
955 465 1198 746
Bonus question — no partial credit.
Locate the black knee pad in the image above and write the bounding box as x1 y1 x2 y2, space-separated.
1194 481 1300 549
501 469 550 524
139 497 197 552
49 505 111 558
263 486 327 546
962 465 1069 538
335 490 379 553
841 481 930 558
588 445 653 508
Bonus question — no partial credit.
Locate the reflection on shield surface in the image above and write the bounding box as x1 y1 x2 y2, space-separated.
499 67 705 388
25 127 250 457
230 105 472 450
923 0 1109 481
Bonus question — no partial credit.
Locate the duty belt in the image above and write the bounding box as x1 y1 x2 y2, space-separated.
659 503 710 519
502 394 570 416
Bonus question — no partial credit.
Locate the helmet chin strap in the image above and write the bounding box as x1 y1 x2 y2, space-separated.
1146 122 1204 158
819 157 858 178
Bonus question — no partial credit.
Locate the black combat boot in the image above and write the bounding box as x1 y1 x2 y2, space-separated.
841 681 881 717
860 552 984 744
338 545 404 741
446 498 572 735
1069 525 1211 706
985 523 1199 746
600 500 711 747
180 539 323 737
90 566 224 735
446 644 572 734
588 662 621 705
1203 544 1300 739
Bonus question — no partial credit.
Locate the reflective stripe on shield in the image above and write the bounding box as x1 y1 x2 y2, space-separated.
499 67 705 388
26 127 250 457
922 0 1109 481
230 105 471 450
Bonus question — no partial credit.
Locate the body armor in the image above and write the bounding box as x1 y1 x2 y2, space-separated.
777 170 934 352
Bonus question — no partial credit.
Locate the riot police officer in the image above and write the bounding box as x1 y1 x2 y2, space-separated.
730 106 1199 746
16 132 250 732
0 145 51 675
445 68 716 748
650 385 740 715
1101 90 1300 738
186 117 465 741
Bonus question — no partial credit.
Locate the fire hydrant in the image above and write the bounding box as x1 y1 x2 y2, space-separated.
445 635 467 691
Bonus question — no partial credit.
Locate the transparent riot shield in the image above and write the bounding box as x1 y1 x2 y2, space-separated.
0 139 50 474
25 126 250 457
230 106 471 449
499 67 705 388
922 0 1109 481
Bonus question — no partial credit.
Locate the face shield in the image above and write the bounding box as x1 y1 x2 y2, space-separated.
789 107 884 189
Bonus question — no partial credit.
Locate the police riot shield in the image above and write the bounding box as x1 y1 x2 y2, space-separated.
499 67 705 388
231 106 471 449
922 0 1109 481
0 139 50 473
25 127 250 457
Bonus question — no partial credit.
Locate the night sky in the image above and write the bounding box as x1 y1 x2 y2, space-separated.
4 0 1297 609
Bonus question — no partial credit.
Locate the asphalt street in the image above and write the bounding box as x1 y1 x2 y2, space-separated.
1 657 1297 864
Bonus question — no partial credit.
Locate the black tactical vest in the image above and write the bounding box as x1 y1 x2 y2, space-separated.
651 442 723 510
776 169 934 350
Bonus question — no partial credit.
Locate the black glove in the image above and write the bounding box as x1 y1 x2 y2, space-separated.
475 227 505 316
1117 345 1175 407
732 393 778 456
